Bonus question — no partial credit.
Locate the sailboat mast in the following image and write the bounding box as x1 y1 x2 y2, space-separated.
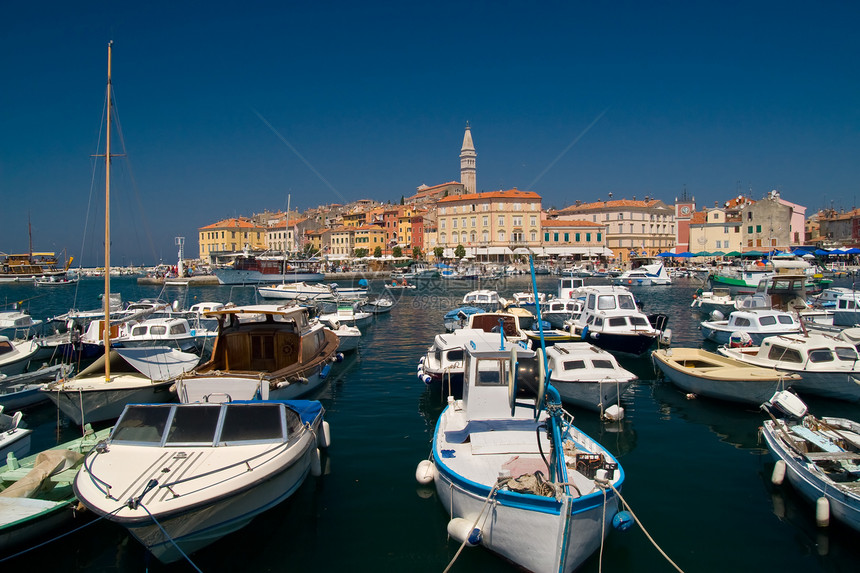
103 41 113 381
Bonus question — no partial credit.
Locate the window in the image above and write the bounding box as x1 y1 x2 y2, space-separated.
608 317 628 327
475 359 505 386
221 404 285 442
497 230 505 241
166 406 221 444
756 225 762 233
808 349 835 363
598 295 616 310
498 216 505 226
482 216 488 227
553 232 559 242
471 217 476 227
545 232 550 242
530 216 537 226
514 203 522 211
461 218 467 228
597 233 602 242
618 213 624 220
618 295 636 309
564 233 569 242
630 316 648 326
575 233 581 242
112 406 170 443
766 346 800 364
724 226 729 234
586 233 591 242
777 315 795 325
452 219 458 228
758 316 777 326
564 360 587 370
592 360 614 369
513 216 523 226
530 231 537 241
732 317 751 327
835 347 858 361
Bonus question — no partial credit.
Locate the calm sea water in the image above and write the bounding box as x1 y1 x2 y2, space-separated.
3 275 860 572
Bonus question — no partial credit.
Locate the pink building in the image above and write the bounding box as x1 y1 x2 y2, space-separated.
777 196 807 246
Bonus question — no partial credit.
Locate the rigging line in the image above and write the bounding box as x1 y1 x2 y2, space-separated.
109 88 159 266
251 108 347 204
137 503 203 573
527 107 609 190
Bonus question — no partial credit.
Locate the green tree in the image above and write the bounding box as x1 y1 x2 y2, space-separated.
373 246 383 258
392 246 403 258
412 246 422 260
353 248 368 258
433 246 444 259
400 195 405 205
454 244 466 259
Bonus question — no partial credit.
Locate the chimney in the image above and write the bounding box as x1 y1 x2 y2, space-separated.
632 195 636 201
575 200 582 206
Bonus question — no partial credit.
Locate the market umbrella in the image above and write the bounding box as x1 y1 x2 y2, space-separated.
711 251 726 256
791 248 810 256
657 251 674 257
830 249 846 255
693 251 712 257
845 248 860 255
674 251 694 258
814 249 831 256
724 251 742 257
741 250 764 257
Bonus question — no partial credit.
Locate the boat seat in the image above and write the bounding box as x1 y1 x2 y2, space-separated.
791 425 843 453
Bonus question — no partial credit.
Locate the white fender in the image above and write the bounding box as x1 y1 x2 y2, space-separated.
415 459 437 485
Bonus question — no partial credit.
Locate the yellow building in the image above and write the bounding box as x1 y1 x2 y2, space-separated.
688 208 743 254
329 226 355 258
436 189 542 257
354 224 386 253
540 219 609 257
198 218 266 262
556 198 675 264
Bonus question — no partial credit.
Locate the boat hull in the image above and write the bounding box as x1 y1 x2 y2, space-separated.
700 325 799 346
118 448 313 563
552 379 634 411
653 355 786 405
43 378 175 425
582 331 657 356
214 269 324 285
762 422 860 533
790 371 860 403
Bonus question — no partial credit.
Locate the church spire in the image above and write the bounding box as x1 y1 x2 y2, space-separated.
460 122 476 194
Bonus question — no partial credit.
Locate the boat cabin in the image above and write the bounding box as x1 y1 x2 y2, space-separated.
754 335 859 366
459 331 536 421
558 277 585 299
753 274 808 310
462 290 501 308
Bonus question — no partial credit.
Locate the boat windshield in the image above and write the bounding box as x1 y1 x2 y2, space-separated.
598 296 616 310
836 347 859 361
475 359 506 386
618 295 636 309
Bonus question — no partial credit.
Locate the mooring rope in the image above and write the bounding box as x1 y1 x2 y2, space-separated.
604 482 685 573
138 502 203 572
442 482 500 573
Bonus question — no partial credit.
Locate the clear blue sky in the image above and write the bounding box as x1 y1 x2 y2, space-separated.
2 1 858 266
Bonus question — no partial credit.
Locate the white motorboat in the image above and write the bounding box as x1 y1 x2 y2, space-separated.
74 399 331 563
652 347 799 405
545 343 637 412
212 253 324 285
540 298 583 329
0 310 43 340
611 262 672 286
174 304 339 403
567 286 670 356
417 328 480 386
0 406 31 461
461 290 501 310
719 333 860 402
361 296 394 314
257 282 367 301
112 316 215 353
761 390 860 533
0 337 40 376
322 318 361 353
700 309 802 346
317 303 373 329
690 288 735 316
43 346 201 425
415 330 625 572
557 276 586 299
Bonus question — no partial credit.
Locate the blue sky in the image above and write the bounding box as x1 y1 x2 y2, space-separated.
1 1 858 265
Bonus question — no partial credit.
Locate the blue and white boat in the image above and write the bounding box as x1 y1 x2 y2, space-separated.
73 399 331 563
761 390 860 533
443 306 483 332
415 330 625 572
700 309 801 346
611 262 671 286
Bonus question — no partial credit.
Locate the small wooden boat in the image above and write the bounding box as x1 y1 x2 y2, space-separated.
652 347 799 405
74 400 330 563
762 390 860 532
0 425 111 553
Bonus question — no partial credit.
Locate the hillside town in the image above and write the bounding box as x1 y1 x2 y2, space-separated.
196 126 848 269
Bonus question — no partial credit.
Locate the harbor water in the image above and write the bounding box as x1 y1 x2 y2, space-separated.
2 274 859 572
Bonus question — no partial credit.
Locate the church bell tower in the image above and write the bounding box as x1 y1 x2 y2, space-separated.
460 123 476 194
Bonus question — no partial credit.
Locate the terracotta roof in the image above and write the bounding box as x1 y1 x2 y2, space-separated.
724 196 755 209
410 182 462 199
199 218 260 230
559 199 665 213
437 189 541 203
689 211 707 224
354 224 385 231
542 219 605 228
